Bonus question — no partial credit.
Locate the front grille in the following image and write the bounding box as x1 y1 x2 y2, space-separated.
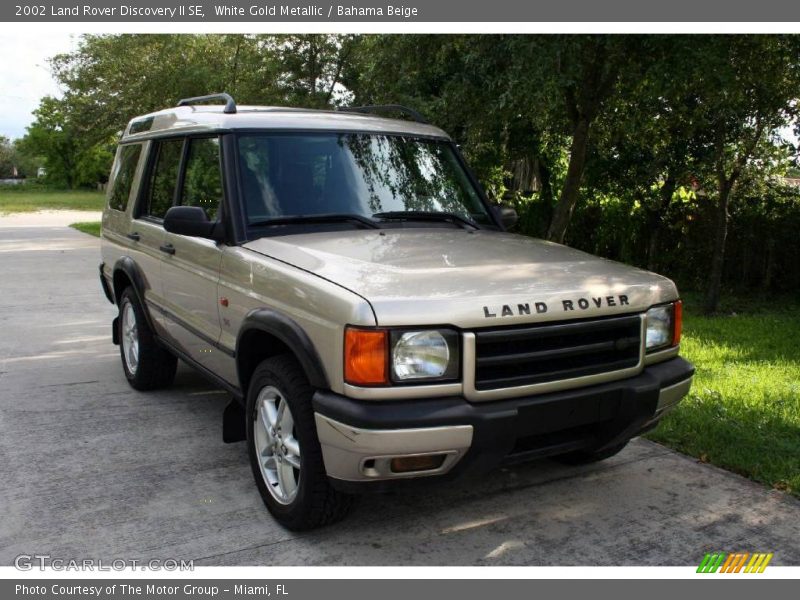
473 314 642 391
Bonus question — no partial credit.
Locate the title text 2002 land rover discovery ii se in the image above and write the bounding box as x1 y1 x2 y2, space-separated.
99 93 694 530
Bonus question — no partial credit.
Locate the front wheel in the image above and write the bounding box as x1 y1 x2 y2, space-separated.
246 355 353 530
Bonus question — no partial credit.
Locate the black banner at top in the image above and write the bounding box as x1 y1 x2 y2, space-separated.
4 0 800 22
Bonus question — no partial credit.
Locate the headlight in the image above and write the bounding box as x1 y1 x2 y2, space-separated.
391 330 460 382
344 327 460 386
645 301 682 351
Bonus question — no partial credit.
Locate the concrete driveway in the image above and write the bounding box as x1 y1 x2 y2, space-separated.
2 212 799 567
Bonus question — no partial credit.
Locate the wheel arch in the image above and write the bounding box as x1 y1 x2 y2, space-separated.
236 309 329 398
112 256 156 331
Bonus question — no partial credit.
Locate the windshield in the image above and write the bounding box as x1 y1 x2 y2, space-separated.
236 133 494 229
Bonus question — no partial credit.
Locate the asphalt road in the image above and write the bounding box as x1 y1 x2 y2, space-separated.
2 212 800 567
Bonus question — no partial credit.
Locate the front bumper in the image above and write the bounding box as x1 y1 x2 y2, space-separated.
313 357 694 490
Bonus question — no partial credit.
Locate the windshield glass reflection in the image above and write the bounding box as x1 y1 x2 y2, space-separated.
237 133 492 226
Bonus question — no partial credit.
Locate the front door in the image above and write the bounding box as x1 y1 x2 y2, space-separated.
160 136 227 374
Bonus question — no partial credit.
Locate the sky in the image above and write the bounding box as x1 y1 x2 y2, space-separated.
0 32 78 141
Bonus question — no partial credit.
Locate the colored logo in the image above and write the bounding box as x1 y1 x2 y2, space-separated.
697 552 773 573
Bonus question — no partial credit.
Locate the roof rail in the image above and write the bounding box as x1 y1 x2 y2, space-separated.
336 104 429 124
177 93 237 114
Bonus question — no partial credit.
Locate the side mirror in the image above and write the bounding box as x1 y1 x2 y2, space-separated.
163 206 222 241
494 204 518 230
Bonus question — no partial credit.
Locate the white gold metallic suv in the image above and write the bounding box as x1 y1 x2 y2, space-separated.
99 93 694 530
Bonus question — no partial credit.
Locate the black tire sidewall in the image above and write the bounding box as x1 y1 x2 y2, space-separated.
117 287 176 390
246 357 325 526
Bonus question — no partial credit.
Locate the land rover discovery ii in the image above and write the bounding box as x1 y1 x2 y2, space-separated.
99 93 694 530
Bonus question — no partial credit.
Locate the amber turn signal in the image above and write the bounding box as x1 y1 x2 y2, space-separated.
673 300 683 346
344 327 388 385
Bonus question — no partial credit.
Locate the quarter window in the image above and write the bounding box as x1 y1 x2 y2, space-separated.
108 144 141 212
181 137 223 221
144 139 183 219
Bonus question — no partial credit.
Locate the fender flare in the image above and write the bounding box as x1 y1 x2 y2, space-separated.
112 256 156 331
236 308 329 390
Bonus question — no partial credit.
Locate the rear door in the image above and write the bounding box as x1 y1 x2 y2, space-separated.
128 137 184 335
160 136 227 373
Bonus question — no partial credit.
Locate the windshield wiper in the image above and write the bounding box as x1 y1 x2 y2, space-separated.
249 214 380 229
372 211 480 230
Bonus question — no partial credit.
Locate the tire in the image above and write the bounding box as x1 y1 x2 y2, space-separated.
553 440 629 465
118 287 177 390
246 354 353 530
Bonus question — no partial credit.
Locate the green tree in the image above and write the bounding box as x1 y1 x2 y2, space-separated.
35 34 355 185
17 96 115 188
538 36 632 243
344 35 654 243
585 36 713 271
344 35 545 190
11 138 43 178
270 34 356 106
17 97 82 187
0 136 17 178
689 36 800 313
75 142 115 187
49 34 354 148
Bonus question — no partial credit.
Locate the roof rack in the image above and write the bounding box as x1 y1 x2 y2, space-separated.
336 104 429 124
177 93 237 114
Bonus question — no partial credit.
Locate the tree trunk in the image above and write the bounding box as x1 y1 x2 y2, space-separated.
538 158 554 207
325 43 349 105
763 237 775 290
537 158 555 238
547 117 591 244
307 36 319 95
646 230 661 272
229 36 243 96
704 179 733 314
646 175 676 271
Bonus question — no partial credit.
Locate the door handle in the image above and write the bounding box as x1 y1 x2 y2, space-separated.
127 232 140 242
159 243 176 255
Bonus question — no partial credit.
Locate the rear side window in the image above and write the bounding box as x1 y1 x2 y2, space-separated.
181 137 223 221
143 138 183 219
108 144 141 212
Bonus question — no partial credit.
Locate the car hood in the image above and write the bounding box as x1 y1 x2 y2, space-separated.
242 229 678 328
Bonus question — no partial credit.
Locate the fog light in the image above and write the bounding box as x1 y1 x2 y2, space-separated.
390 454 447 473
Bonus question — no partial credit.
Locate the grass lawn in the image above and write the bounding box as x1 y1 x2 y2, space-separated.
647 296 800 497
0 187 105 214
69 221 101 237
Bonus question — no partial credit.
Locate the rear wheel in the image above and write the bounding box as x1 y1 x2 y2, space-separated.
553 441 629 465
246 355 353 530
118 287 177 390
